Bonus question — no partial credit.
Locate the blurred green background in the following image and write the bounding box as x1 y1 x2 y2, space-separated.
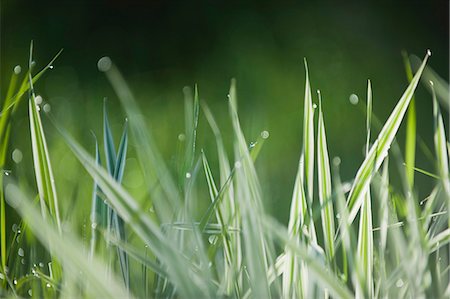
1 0 448 223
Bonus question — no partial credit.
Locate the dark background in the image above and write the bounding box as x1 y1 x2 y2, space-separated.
1 0 448 221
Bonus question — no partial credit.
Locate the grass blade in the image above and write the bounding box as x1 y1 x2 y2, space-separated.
347 51 430 223
402 51 416 187
316 91 336 263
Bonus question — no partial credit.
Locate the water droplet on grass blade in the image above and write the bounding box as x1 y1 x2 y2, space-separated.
396 279 404 288
12 224 18 233
49 65 54 69
185 172 191 179
18 248 24 257
312 103 317 109
332 156 341 166
39 262 44 267
427 49 432 57
349 94 359 105
12 149 23 164
14 65 21 74
234 161 242 169
178 133 186 141
91 222 97 229
13 279 17 285
28 289 32 296
261 130 269 139
46 283 51 288
35 95 43 105
43 103 51 113
97 56 112 72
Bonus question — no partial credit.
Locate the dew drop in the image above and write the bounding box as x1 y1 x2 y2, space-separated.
12 224 18 233
332 156 341 166
13 65 22 75
39 262 44 268
13 279 17 285
35 95 43 105
21 259 25 265
312 103 317 109
12 149 23 164
0 273 4 280
178 133 186 141
427 49 432 57
97 57 112 72
336 213 341 219
18 248 24 257
185 172 191 179
30 61 36 68
28 289 32 296
36 106 41 112
349 94 359 105
46 283 51 288
17 229 21 234
261 130 270 139
49 65 54 69
249 142 257 149
43 103 51 113
234 161 242 169
3 170 11 176
395 279 404 288
91 222 97 229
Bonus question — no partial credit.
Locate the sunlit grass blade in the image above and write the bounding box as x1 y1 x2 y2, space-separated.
355 80 374 298
347 51 430 223
402 51 416 187
316 91 336 264
302 59 315 226
4 183 131 299
28 84 61 233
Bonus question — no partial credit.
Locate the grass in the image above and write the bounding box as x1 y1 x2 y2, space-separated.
0 44 449 298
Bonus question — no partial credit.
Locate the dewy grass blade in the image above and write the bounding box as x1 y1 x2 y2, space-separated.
317 91 336 263
347 51 430 223
5 183 131 299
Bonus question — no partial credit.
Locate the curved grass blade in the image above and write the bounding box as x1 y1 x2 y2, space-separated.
347 51 430 223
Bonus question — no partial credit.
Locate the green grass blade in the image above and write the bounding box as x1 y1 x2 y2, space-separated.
347 51 430 223
402 51 416 187
317 91 336 263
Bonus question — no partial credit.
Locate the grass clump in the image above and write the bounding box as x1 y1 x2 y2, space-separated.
0 44 449 299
